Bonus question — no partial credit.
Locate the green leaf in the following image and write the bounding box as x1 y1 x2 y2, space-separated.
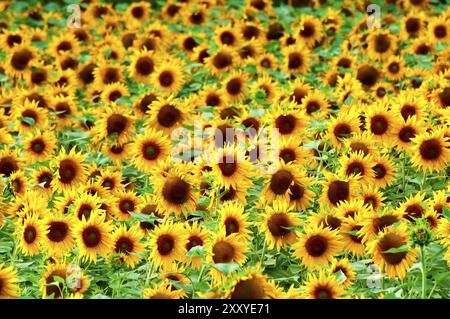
382 244 410 254
186 245 206 258
18 116 36 126
211 263 240 275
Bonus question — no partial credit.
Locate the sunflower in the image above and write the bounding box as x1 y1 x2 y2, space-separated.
411 36 434 55
96 168 124 194
364 103 397 145
102 142 133 164
366 29 397 61
0 264 20 299
93 60 123 87
41 262 68 299
9 170 28 196
143 281 184 299
205 46 239 76
300 91 329 119
152 162 198 217
100 82 129 104
428 16 450 43
339 151 376 184
184 221 210 268
16 213 45 256
74 213 114 263
327 110 361 148
400 10 426 39
149 221 188 270
410 130 450 173
259 199 301 251
372 155 397 188
0 149 21 178
330 258 356 288
296 15 323 48
147 95 185 135
12 99 48 135
91 104 135 145
384 56 405 81
32 168 54 197
224 268 273 299
4 43 36 79
151 58 186 94
111 190 140 221
208 233 248 284
367 224 418 279
360 209 404 243
340 214 366 257
125 1 151 24
268 102 307 137
71 193 104 221
309 210 344 232
356 62 381 88
51 147 87 193
49 33 80 58
293 225 342 269
218 201 251 239
255 52 278 73
221 71 249 103
398 193 427 222
113 225 145 268
43 214 74 256
300 270 345 299
22 131 57 163
132 129 172 173
391 90 427 122
320 173 358 209
392 116 426 150
129 48 157 84
50 94 79 129
361 185 386 212
282 45 310 74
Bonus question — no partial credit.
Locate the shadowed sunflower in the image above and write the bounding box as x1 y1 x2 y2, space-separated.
300 270 345 299
259 199 301 251
0 264 20 299
367 224 418 279
74 213 114 263
293 225 342 269
224 268 272 299
0 149 21 178
132 128 171 173
410 130 450 172
51 147 87 193
149 222 187 270
113 225 145 268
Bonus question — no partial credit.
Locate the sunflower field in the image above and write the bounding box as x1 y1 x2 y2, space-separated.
0 0 449 301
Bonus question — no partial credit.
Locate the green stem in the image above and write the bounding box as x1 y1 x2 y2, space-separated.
198 264 205 283
145 262 154 287
421 171 427 190
259 239 266 267
420 245 427 299
401 151 406 191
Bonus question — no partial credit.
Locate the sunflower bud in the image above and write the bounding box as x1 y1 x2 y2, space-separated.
410 218 433 247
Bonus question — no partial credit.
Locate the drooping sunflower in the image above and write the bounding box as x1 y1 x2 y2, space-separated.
149 221 188 270
293 225 343 269
366 224 418 279
410 129 450 172
51 147 87 193
113 225 145 268
132 128 172 173
259 199 301 251
300 270 346 299
0 264 20 299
